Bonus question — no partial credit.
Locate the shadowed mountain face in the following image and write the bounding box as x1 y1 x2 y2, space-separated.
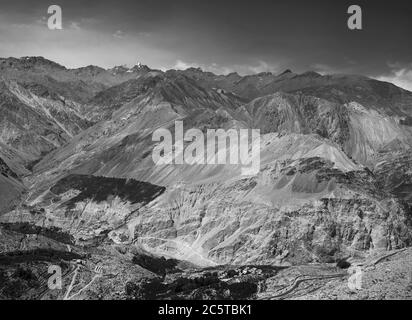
0 57 153 167
0 57 152 103
0 81 91 165
50 174 165 209
1 57 412 299
237 93 412 164
0 157 26 214
178 68 412 112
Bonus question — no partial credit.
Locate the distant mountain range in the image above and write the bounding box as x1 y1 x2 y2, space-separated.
1 56 412 299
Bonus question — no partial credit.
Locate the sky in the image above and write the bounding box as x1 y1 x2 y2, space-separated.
0 0 411 90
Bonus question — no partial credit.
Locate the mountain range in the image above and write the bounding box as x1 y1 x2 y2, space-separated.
1 56 412 300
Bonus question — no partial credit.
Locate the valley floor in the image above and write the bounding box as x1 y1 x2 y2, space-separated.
1 222 411 300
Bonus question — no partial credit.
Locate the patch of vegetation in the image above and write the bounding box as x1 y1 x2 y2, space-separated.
400 117 412 126
0 249 83 265
125 278 166 300
125 272 258 300
132 253 180 277
226 281 258 299
0 222 74 244
336 259 351 269
50 174 166 209
0 269 7 284
0 267 40 299
13 267 40 288
1 279 26 299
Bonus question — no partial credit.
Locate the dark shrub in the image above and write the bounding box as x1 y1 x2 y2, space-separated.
2 279 26 299
336 259 351 269
227 281 258 299
132 254 179 276
226 269 237 278
13 267 36 281
13 267 39 288
125 278 166 300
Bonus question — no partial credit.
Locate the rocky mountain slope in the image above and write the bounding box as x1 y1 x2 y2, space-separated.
0 57 152 103
0 80 90 165
0 156 26 214
1 57 412 300
178 68 412 113
0 57 153 167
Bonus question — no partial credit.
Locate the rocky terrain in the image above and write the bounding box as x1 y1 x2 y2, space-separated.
1 57 412 300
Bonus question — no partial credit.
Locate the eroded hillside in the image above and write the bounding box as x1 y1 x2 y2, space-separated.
1 57 412 299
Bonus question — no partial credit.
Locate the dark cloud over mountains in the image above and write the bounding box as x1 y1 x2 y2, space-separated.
0 0 411 89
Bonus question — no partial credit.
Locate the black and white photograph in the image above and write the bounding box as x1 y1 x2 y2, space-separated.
0 0 412 307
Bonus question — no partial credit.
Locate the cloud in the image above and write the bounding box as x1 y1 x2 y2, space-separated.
67 18 102 31
311 63 344 75
246 61 276 74
377 65 412 92
172 60 234 74
173 60 197 70
0 14 173 70
35 16 47 26
113 30 125 39
68 21 81 30
172 59 280 75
